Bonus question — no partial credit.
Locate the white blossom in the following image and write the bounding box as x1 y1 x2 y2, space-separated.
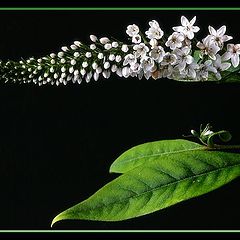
123 54 137 66
149 39 158 48
98 53 104 59
100 37 110 44
207 25 232 48
173 16 200 39
140 56 155 73
133 43 149 58
104 43 112 50
165 32 185 50
115 55 122 63
196 60 217 80
149 46 165 63
112 42 119 48
132 34 142 44
90 35 98 42
197 36 220 60
161 52 177 66
126 24 139 37
121 44 129 53
90 44 96 50
222 44 240 67
145 20 164 40
173 47 193 71
213 54 231 80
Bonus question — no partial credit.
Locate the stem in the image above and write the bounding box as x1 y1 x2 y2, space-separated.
206 144 240 151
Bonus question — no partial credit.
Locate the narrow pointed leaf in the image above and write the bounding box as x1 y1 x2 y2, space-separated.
52 150 240 226
110 139 204 173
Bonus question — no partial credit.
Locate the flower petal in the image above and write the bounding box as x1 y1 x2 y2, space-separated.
181 16 189 27
190 16 196 25
186 55 194 64
222 52 232 61
217 25 226 36
208 26 217 36
221 62 231 71
187 31 194 40
172 26 184 32
222 35 233 42
231 54 239 67
192 26 200 33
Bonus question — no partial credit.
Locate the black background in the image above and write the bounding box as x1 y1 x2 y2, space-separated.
1 10 240 230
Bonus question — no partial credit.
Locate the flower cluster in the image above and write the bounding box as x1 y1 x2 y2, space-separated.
0 16 239 86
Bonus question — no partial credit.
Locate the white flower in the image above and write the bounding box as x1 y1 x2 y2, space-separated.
98 53 104 59
122 67 131 78
85 52 92 58
82 62 88 68
197 37 220 60
158 65 174 78
104 62 110 69
93 72 99 81
115 55 122 63
222 44 240 68
92 62 98 70
173 47 193 71
104 43 112 50
197 60 217 80
145 20 164 40
150 39 158 48
132 34 142 44
90 35 98 42
140 56 155 73
100 37 110 44
161 52 177 66
126 24 139 37
123 54 137 66
121 44 129 53
130 62 140 72
112 42 119 48
109 54 115 61
103 70 111 79
182 62 199 79
149 46 165 63
90 44 96 50
173 16 200 39
111 64 118 72
207 25 232 48
133 43 149 58
165 32 185 50
213 54 231 79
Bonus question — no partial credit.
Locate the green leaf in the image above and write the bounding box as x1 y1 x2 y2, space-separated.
193 50 201 62
52 149 240 225
220 65 240 83
110 139 204 173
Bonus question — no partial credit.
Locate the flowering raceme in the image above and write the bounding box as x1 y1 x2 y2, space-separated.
0 16 239 86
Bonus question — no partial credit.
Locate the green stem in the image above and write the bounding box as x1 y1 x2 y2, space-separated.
206 144 240 151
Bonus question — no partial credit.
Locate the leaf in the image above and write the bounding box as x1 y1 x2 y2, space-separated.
220 66 240 83
52 149 240 225
110 139 204 174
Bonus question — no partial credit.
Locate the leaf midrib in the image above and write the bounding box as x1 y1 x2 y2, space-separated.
84 161 240 214
114 146 205 166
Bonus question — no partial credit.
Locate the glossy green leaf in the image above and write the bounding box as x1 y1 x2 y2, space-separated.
110 139 204 173
52 149 240 225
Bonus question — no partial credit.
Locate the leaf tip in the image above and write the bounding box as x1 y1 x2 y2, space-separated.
51 212 65 228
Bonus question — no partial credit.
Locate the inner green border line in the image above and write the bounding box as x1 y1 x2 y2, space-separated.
0 7 239 10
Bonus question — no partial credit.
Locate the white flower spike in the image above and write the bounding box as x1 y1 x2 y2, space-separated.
0 15 239 86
